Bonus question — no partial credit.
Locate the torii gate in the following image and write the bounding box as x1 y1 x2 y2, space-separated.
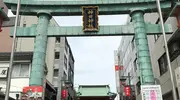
3 0 176 99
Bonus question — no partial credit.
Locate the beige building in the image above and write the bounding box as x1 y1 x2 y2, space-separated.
0 15 75 99
147 13 179 100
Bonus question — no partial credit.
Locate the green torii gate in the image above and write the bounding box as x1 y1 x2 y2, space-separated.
76 85 116 100
3 0 174 99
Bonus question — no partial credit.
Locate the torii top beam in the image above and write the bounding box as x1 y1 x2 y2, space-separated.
4 0 171 16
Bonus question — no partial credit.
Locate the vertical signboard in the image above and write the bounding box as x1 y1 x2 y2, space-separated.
141 85 163 100
82 6 99 32
124 86 131 96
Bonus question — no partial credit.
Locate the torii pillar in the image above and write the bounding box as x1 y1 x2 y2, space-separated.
29 12 51 86
130 10 155 85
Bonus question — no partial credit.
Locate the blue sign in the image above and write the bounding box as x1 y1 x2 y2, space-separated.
82 6 99 32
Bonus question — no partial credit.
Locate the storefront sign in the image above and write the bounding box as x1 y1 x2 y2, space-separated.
141 85 162 100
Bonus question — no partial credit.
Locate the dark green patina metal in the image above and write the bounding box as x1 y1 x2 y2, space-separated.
29 13 51 86
4 0 171 16
3 0 176 88
9 24 172 37
77 85 116 97
131 10 155 85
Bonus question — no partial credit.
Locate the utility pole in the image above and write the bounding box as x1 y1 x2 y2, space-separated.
5 0 21 100
155 0 177 100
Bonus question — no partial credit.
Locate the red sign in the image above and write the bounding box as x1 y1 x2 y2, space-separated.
23 86 43 93
115 65 119 71
120 66 124 70
61 89 67 99
22 86 43 99
124 86 131 96
115 65 124 71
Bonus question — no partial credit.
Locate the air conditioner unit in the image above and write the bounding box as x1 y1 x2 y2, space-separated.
169 42 180 56
175 67 180 99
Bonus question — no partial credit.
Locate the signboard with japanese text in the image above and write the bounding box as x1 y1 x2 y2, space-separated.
0 67 8 78
82 6 99 32
141 85 162 100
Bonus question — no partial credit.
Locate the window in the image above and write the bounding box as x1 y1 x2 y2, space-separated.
56 37 61 43
131 37 135 50
158 53 168 75
169 42 180 62
53 69 58 77
12 63 30 77
65 43 68 53
68 68 71 81
63 71 67 80
69 63 72 70
64 55 67 70
70 71 73 81
55 52 60 59
134 58 138 71
68 63 74 82
136 80 141 95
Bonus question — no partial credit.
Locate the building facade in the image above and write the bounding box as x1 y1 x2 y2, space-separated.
115 13 180 100
114 35 138 100
0 14 75 99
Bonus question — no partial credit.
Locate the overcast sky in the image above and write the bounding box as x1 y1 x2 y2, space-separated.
54 16 128 93
8 11 128 93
